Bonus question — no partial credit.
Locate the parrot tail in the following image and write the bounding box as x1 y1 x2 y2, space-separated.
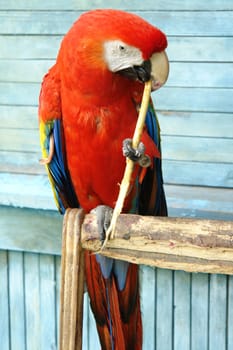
84 251 142 350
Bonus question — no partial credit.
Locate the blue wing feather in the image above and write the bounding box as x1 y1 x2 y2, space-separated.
40 119 79 214
139 102 167 216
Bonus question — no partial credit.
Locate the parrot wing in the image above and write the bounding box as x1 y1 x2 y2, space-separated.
39 65 79 213
139 101 167 216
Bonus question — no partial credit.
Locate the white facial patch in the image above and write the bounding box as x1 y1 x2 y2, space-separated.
103 40 144 72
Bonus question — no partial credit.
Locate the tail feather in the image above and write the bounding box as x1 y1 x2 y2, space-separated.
84 251 142 350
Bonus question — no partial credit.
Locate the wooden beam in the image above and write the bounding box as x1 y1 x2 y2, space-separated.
81 212 233 275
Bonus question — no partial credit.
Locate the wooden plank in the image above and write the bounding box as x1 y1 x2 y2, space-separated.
0 82 40 106
162 136 233 163
88 303 100 350
156 268 173 350
191 273 208 350
209 274 227 350
2 83 232 113
1 105 38 129
2 60 233 89
8 251 26 350
228 276 233 350
163 161 233 188
2 106 231 137
168 37 233 63
154 87 233 113
1 173 232 216
1 150 232 188
165 184 233 218
0 206 62 255
3 126 233 164
82 293 89 350
1 0 232 10
1 11 232 36
39 254 57 350
168 62 233 88
0 151 45 174
24 253 41 350
55 256 61 347
0 128 41 152
1 36 233 62
140 265 156 350
0 35 62 59
174 271 191 350
0 173 57 210
159 112 233 138
0 59 54 83
0 251 10 350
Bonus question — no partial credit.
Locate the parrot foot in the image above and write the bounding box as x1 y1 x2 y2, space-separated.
122 138 151 167
39 134 54 165
91 205 113 244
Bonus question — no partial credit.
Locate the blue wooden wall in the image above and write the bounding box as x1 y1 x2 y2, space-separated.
0 0 233 349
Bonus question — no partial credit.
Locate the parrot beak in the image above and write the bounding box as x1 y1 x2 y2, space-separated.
149 51 169 91
117 50 169 91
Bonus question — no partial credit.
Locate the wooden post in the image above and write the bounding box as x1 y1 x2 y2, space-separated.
59 209 85 350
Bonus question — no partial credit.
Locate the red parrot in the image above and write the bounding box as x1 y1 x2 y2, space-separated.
39 9 168 350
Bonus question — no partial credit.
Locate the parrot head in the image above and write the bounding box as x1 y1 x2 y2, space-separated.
59 9 169 96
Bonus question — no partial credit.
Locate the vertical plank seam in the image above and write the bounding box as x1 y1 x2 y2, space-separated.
7 251 11 350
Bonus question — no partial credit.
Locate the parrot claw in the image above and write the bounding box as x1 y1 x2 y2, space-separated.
122 138 151 167
91 205 113 245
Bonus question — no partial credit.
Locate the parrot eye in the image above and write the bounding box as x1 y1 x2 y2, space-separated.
119 45 125 51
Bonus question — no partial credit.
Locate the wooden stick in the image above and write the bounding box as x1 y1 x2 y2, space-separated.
59 209 85 350
102 80 152 248
81 212 233 275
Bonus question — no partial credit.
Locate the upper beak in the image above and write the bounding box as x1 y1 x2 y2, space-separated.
149 51 169 91
117 50 169 91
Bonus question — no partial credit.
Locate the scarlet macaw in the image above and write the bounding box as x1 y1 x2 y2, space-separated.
39 9 168 350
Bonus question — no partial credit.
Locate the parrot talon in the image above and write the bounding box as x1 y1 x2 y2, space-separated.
122 138 151 167
39 134 55 165
92 205 113 245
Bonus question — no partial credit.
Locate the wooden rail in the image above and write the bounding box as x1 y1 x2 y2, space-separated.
59 208 233 350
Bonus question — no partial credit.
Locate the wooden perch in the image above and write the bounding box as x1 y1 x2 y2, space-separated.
59 209 85 350
81 212 233 275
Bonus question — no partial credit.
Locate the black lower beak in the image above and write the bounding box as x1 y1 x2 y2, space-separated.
117 60 151 83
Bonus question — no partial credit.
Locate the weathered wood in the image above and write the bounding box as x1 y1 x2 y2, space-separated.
174 271 191 349
209 275 227 349
1 174 232 217
0 251 10 349
2 36 233 62
40 255 57 349
24 253 41 350
156 268 173 350
154 87 233 113
228 276 233 349
191 273 209 350
81 213 233 274
140 266 156 350
1 0 232 11
2 127 233 164
1 151 233 188
0 206 62 254
8 251 26 350
59 209 85 350
159 111 233 138
1 11 233 36
2 82 233 114
3 60 233 89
